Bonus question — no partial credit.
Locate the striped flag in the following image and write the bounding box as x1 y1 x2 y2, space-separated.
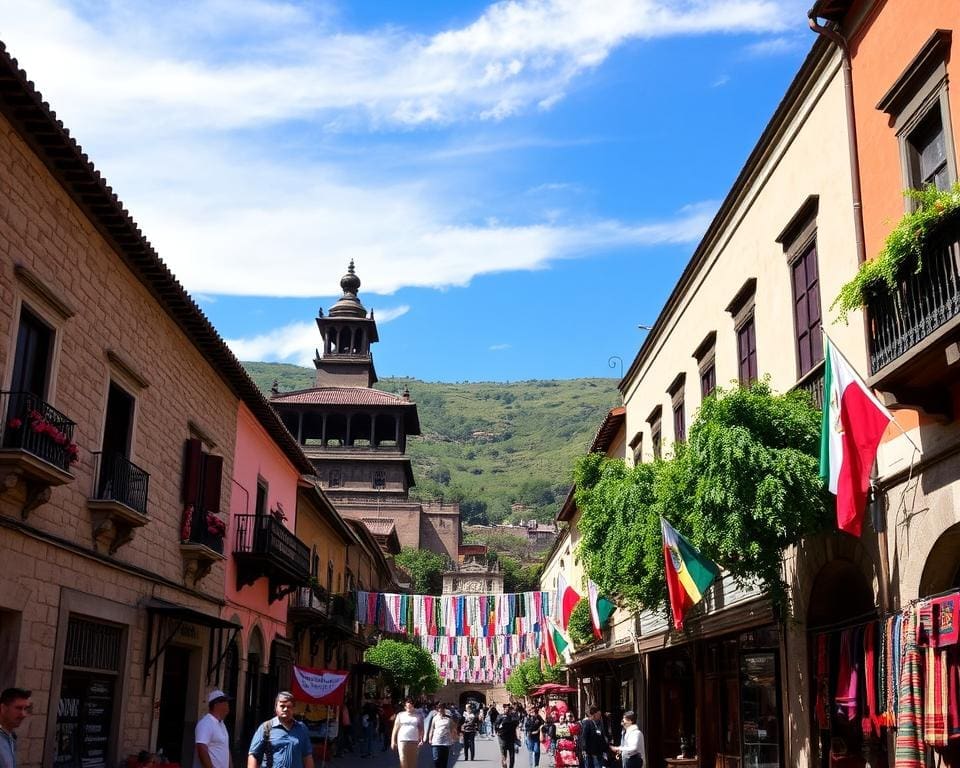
587 579 615 639
819 336 893 537
556 572 581 630
661 517 720 630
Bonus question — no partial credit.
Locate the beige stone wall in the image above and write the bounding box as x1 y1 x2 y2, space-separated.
621 50 864 460
0 107 241 765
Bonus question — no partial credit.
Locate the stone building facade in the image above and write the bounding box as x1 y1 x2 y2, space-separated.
0 44 314 767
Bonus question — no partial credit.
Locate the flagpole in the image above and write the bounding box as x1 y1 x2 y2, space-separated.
822 330 921 453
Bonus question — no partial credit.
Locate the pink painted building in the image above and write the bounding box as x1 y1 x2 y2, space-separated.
222 401 315 748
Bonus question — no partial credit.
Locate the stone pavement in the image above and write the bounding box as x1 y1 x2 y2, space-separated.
318 733 546 768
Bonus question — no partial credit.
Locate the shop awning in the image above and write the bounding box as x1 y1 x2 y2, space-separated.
143 598 241 685
567 638 637 668
144 598 241 630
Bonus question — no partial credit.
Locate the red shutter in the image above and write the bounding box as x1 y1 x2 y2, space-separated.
202 453 223 514
182 438 203 505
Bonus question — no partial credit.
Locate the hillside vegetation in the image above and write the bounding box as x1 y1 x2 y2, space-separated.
243 362 619 524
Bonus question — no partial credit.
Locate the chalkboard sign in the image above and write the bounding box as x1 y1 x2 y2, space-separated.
54 671 116 768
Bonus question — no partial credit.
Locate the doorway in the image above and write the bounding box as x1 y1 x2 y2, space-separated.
156 646 191 762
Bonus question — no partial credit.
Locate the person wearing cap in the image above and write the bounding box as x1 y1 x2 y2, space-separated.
195 689 232 768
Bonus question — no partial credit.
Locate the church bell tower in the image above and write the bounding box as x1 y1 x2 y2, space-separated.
314 260 380 388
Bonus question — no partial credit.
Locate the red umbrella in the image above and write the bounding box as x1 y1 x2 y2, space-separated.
529 683 577 696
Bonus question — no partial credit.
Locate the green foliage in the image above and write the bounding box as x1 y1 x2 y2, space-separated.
575 380 831 613
498 555 543 593
242 365 618 526
567 599 595 647
504 658 563 698
364 639 440 696
394 548 448 595
833 183 960 319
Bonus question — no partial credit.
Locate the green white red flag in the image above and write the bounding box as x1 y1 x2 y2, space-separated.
661 517 720 630
819 336 893 537
547 617 573 664
587 579 615 639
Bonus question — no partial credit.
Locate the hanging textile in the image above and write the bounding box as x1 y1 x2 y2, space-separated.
924 644 949 747
895 610 925 768
862 622 879 738
835 628 859 721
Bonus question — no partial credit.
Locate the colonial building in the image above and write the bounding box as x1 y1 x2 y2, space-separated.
269 263 462 563
0 42 316 768
552 24 870 768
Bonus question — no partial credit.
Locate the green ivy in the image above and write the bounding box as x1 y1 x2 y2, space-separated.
504 658 562 698
364 639 440 696
567 599 596 646
394 548 448 595
833 182 960 319
575 380 830 614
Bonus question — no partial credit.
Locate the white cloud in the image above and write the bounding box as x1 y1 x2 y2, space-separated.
489 343 512 351
711 74 731 88
0 1 779 299
743 35 806 57
226 304 411 365
2 0 798 136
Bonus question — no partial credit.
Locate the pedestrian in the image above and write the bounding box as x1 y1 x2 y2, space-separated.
495 703 521 768
488 702 500 740
391 697 424 768
195 689 232 768
610 711 645 768
426 703 459 768
461 703 478 760
0 687 30 768
580 706 608 768
541 712 557 757
360 698 377 758
523 706 544 768
247 691 313 768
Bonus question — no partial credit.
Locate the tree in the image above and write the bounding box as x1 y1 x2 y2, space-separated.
364 639 441 696
505 658 563 698
575 380 830 613
394 548 448 595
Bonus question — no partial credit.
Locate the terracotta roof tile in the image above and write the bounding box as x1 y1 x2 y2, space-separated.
271 387 414 407
0 42 314 476
360 518 397 536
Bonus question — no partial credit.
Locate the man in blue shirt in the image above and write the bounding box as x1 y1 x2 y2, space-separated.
0 688 31 768
247 692 314 768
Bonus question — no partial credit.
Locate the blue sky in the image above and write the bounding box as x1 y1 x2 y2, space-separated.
5 0 811 381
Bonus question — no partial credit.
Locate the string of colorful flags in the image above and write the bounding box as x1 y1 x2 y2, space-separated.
354 590 551 637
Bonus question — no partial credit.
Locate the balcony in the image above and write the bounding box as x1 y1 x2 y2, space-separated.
327 593 357 633
88 452 150 554
180 507 226 587
867 215 960 412
289 586 330 624
234 514 310 602
0 391 76 517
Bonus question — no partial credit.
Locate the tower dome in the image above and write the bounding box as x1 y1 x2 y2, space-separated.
328 260 368 318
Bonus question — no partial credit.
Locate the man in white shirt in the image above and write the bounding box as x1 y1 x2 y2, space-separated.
610 711 644 768
195 689 232 768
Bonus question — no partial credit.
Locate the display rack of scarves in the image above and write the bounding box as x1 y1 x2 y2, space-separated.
355 590 551 637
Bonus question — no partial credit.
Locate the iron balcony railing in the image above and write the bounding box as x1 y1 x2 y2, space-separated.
233 514 310 579
868 218 960 374
1 390 76 472
92 452 150 516
328 594 356 630
290 586 330 616
793 360 825 411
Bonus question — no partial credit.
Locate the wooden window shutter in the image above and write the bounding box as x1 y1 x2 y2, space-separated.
182 438 203 505
202 453 224 514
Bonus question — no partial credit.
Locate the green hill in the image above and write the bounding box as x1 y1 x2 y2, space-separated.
243 362 619 525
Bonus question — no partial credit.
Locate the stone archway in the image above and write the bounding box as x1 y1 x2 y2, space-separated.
919 522 960 597
459 690 487 709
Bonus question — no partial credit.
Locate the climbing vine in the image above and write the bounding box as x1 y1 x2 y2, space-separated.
575 380 831 614
567 598 596 647
833 182 960 319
